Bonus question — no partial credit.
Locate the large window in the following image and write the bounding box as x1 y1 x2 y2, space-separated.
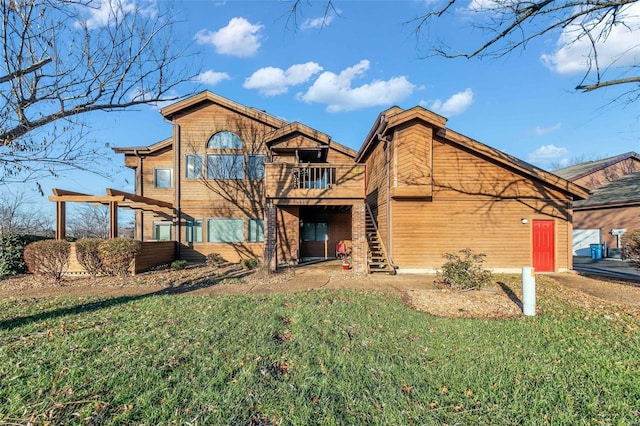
207 131 243 149
185 219 203 243
248 218 264 242
154 168 172 188
302 222 328 242
154 222 172 241
185 154 203 179
207 154 244 180
207 218 244 243
247 154 265 180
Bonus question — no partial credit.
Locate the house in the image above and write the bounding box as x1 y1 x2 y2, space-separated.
554 152 640 256
50 91 589 273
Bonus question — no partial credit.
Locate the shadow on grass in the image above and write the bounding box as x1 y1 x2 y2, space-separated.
497 281 523 310
0 266 255 331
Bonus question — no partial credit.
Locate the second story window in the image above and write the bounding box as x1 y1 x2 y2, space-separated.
185 154 203 179
207 154 244 179
207 131 243 149
154 168 173 188
248 154 265 180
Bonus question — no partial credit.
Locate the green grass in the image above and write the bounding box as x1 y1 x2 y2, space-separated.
0 279 639 425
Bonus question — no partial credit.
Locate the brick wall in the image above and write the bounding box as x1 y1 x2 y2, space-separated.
351 203 366 273
264 203 277 271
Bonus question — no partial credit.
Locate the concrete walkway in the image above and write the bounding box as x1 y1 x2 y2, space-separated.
573 256 640 281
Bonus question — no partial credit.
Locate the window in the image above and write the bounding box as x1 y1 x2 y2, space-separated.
207 154 244 179
248 219 264 242
154 222 172 241
302 222 328 241
186 219 203 243
207 218 244 243
185 154 203 179
154 168 172 188
207 131 243 149
247 155 265 180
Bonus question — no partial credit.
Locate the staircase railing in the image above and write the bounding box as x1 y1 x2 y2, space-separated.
365 203 392 272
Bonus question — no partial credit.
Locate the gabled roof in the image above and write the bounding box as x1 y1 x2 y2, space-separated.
574 170 640 209
160 90 288 128
265 122 357 159
357 105 589 201
112 138 172 155
356 106 447 162
553 152 640 181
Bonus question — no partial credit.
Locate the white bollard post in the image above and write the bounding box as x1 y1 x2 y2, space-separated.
522 266 536 316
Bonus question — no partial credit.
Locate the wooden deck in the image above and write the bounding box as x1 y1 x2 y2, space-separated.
265 163 365 204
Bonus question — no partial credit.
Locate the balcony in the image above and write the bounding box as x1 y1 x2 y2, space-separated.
265 163 365 205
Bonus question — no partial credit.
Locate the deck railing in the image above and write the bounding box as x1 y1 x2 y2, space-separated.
265 163 365 201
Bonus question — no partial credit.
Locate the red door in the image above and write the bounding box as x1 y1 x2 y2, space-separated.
533 220 555 272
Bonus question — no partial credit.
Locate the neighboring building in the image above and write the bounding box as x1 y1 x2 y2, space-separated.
54 91 589 273
555 152 640 256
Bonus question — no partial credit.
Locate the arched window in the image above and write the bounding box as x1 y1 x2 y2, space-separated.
207 131 243 149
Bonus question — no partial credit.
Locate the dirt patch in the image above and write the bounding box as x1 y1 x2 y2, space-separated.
2 262 640 319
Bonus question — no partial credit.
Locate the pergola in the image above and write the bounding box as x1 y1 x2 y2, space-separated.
48 188 174 240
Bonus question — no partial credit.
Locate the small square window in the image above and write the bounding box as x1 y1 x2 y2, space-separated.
155 168 173 188
186 219 203 243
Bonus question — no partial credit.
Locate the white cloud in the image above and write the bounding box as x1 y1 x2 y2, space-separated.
527 145 569 167
193 70 231 86
541 2 640 74
195 17 263 58
244 62 323 96
75 0 157 30
302 15 335 30
425 89 474 117
533 123 562 136
297 60 415 112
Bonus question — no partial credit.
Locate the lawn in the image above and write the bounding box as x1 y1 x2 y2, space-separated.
1 279 639 425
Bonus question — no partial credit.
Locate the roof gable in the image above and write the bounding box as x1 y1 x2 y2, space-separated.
265 122 357 159
160 90 288 128
575 169 640 208
553 152 640 181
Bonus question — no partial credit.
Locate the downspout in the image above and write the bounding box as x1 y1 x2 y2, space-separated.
173 122 181 259
382 134 397 270
134 149 143 241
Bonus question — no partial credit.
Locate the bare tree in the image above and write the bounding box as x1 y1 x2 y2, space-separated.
289 0 640 98
0 190 53 235
67 203 110 239
1 0 196 187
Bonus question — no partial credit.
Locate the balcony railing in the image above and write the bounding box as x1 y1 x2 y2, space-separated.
265 163 365 202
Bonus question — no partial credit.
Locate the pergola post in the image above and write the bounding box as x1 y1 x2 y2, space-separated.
109 201 119 239
56 201 66 240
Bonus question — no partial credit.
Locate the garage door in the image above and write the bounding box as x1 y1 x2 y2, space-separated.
572 229 601 256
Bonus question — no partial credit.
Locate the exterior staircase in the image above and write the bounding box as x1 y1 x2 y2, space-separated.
365 204 393 273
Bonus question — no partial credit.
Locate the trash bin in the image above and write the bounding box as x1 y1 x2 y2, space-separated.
590 243 603 259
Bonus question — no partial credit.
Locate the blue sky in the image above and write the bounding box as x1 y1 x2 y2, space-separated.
11 0 640 219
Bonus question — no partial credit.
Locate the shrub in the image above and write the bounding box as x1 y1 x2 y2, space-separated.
171 260 188 270
206 253 226 268
98 238 141 276
621 229 640 267
436 248 492 291
23 239 71 280
241 258 259 270
0 234 47 276
75 238 104 276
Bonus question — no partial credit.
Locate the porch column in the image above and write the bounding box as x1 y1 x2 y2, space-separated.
109 202 118 239
55 201 66 240
351 203 366 273
264 203 277 271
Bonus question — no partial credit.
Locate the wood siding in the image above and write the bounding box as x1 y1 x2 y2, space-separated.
66 241 175 275
572 158 640 190
391 122 432 198
390 199 571 270
265 163 365 203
